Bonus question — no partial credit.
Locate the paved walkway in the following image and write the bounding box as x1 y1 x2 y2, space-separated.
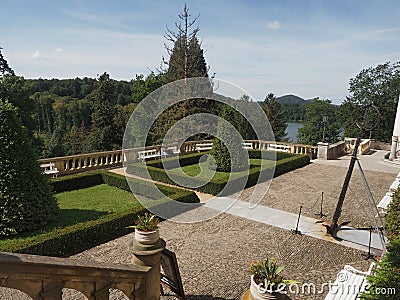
313 149 399 174
204 197 385 255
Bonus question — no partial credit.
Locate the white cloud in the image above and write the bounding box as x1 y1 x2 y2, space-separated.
266 21 280 29
55 47 63 53
32 50 46 59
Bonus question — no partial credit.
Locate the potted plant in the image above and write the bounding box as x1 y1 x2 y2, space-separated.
130 212 160 245
248 258 297 300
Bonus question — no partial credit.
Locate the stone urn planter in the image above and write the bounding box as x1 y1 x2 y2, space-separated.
134 229 160 245
248 258 294 300
250 275 286 300
129 212 160 245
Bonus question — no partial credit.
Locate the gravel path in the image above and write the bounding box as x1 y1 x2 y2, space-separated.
236 162 395 229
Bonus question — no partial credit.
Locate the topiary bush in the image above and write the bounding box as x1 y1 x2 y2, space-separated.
210 105 247 172
0 100 59 236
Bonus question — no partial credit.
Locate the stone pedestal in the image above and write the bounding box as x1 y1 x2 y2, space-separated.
389 136 398 161
317 142 329 160
132 238 165 300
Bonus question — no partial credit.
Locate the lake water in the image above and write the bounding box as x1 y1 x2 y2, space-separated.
285 122 303 143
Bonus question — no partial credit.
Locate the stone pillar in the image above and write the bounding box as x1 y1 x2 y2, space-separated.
389 136 398 161
132 238 165 300
317 142 329 160
389 94 400 161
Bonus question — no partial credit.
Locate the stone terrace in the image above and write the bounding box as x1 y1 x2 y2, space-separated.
1 151 398 300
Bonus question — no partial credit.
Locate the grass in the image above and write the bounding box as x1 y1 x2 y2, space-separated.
0 184 142 250
55 184 141 226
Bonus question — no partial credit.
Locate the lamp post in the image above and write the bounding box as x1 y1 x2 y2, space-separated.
322 113 328 143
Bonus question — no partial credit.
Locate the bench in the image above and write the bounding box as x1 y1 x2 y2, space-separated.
267 144 290 152
389 179 400 192
242 142 253 150
40 163 59 178
196 143 213 152
137 149 161 162
161 146 181 158
324 263 375 300
377 192 394 215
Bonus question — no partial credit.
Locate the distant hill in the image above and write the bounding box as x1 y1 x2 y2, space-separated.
276 94 314 105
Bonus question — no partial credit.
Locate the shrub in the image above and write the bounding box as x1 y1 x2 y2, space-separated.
0 100 59 236
361 187 400 299
210 106 247 172
362 238 400 299
4 206 146 257
386 189 400 241
146 151 203 169
51 172 103 193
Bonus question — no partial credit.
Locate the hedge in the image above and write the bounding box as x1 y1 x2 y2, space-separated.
2 205 145 257
127 151 310 196
51 172 103 193
146 151 203 169
0 171 199 256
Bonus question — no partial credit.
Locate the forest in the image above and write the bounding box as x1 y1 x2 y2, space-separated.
0 5 399 158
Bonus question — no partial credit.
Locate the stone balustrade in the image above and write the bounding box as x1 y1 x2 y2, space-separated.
359 139 372 155
344 137 372 155
38 140 318 176
246 140 318 157
0 252 151 300
38 149 124 176
0 235 165 300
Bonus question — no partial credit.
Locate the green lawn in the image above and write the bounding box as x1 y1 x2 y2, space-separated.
0 184 142 251
55 184 141 227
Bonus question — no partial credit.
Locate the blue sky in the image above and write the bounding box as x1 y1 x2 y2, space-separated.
1 0 399 104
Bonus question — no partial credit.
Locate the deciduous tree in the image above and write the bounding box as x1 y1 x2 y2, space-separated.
341 62 400 142
297 98 340 145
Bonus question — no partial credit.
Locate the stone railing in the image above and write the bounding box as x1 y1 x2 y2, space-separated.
344 137 372 155
0 252 150 300
0 238 165 300
38 149 124 176
318 141 346 160
359 139 372 155
246 140 318 157
38 140 318 176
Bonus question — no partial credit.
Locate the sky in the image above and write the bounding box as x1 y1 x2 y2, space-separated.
1 0 399 104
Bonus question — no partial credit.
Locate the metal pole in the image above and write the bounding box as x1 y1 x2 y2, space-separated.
292 205 302 235
315 192 327 218
362 227 374 260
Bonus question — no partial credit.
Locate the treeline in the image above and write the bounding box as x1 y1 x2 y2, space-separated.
280 104 306 122
0 73 165 158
